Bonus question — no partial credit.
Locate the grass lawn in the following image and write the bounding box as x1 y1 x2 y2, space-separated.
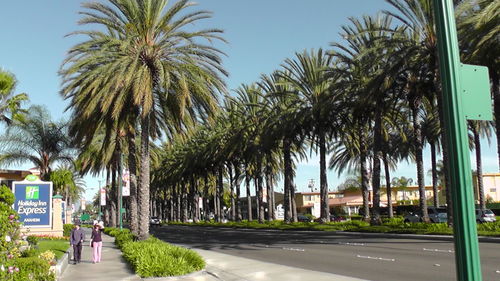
37 239 70 260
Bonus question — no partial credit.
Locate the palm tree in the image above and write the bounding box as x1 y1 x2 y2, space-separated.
0 69 28 127
280 49 339 223
61 0 226 240
51 164 86 207
0 106 73 180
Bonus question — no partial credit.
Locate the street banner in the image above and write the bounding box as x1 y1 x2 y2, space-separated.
122 169 130 196
100 188 106 206
62 201 66 224
13 175 52 228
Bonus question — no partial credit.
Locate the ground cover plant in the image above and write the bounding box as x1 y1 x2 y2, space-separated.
105 228 205 277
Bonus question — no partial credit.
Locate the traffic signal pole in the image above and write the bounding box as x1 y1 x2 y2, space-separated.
433 0 483 280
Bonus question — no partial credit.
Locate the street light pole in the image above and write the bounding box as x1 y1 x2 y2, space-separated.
432 0 491 280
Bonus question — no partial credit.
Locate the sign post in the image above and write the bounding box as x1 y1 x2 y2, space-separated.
13 175 53 228
433 0 492 280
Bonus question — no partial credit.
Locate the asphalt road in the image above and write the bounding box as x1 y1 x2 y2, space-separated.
151 225 500 281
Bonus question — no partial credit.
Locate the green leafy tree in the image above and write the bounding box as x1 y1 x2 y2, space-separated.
0 69 28 127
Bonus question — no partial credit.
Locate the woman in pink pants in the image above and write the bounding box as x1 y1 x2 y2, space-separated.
90 224 103 263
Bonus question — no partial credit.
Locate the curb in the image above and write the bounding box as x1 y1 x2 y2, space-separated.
52 249 70 280
141 269 207 280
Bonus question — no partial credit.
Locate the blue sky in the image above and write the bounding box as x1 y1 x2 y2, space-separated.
1 1 497 201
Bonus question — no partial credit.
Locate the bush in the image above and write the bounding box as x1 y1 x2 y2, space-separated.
63 224 74 237
13 257 55 281
121 237 205 278
115 231 135 249
21 248 37 258
27 235 40 246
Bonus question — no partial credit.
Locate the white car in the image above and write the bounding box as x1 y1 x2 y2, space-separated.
476 209 496 223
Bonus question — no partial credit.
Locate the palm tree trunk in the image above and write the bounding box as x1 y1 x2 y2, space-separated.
492 71 500 171
430 142 439 207
110 167 117 227
229 165 235 221
319 130 329 223
245 166 252 221
217 166 224 222
234 164 242 222
181 183 188 222
175 185 181 222
472 124 485 211
283 138 292 223
383 153 393 218
359 128 370 221
257 173 264 224
411 103 429 223
371 108 383 225
266 161 275 221
203 175 210 221
138 114 150 240
291 184 298 222
254 176 261 222
127 132 139 236
435 73 453 226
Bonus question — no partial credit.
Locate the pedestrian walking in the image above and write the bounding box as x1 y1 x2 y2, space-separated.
70 223 85 264
90 224 103 263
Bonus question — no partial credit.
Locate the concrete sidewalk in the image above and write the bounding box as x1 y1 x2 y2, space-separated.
60 229 364 281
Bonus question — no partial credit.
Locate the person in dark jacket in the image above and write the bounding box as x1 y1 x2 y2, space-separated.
70 223 85 264
90 224 103 263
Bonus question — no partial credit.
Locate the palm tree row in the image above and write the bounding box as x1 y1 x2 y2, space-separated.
145 0 498 226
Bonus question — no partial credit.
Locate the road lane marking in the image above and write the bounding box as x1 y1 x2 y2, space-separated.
356 255 395 262
423 248 454 253
282 247 305 252
338 242 365 246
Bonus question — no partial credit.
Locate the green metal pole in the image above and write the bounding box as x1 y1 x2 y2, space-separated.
432 0 482 280
118 154 123 230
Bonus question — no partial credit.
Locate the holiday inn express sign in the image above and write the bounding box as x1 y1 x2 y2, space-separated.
13 175 53 227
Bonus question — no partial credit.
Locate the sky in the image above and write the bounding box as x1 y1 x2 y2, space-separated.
0 1 498 201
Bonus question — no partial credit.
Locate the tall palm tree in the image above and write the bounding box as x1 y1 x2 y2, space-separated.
0 106 73 180
61 0 226 240
0 69 28 127
280 49 340 223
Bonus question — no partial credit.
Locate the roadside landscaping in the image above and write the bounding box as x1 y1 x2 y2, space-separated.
166 217 500 237
104 227 205 278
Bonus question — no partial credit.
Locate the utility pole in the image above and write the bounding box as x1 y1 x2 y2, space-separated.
433 0 492 280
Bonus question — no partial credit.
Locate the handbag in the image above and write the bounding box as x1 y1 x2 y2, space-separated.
90 240 93 247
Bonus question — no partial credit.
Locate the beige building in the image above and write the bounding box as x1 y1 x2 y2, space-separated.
473 173 500 202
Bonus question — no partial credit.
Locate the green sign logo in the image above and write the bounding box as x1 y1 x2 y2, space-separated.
25 174 39 181
26 186 39 200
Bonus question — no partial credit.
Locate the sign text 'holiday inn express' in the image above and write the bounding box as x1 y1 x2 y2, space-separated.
13 175 53 227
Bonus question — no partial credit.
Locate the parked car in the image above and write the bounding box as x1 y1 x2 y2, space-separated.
476 209 496 223
403 207 447 223
149 216 161 227
297 215 312 222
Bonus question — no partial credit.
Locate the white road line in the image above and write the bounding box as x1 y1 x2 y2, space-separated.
423 248 454 253
495 270 500 274
282 247 305 252
338 242 365 246
356 255 395 262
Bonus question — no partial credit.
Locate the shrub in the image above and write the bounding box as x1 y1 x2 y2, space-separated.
13 257 55 281
27 235 40 246
38 250 56 265
63 224 74 237
121 237 205 278
21 248 37 258
115 231 135 249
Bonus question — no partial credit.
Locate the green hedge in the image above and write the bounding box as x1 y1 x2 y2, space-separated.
63 224 74 237
105 227 205 277
121 237 205 278
13 257 55 281
168 219 500 237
